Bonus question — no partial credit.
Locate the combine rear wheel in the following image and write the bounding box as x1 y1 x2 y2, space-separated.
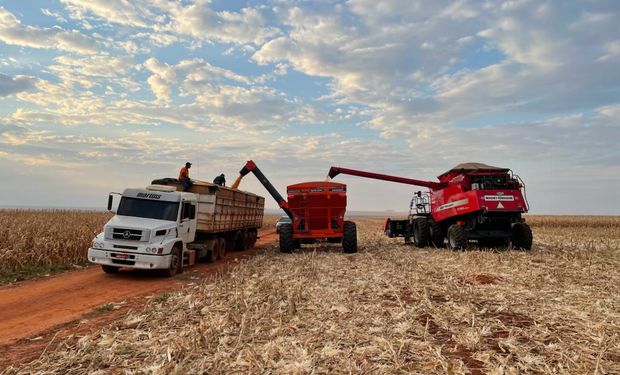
412 218 430 248
279 224 294 253
447 224 467 250
343 221 357 253
511 222 533 250
101 265 119 274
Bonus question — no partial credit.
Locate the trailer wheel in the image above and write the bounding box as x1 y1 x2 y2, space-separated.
234 232 245 251
218 238 227 259
251 230 258 247
511 222 533 250
428 219 444 248
342 221 357 253
447 224 467 250
101 265 119 274
162 246 182 277
412 218 430 248
279 223 294 253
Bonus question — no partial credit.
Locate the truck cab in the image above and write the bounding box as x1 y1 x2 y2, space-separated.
88 185 197 276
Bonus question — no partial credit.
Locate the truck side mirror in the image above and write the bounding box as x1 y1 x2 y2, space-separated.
189 205 196 220
107 192 121 213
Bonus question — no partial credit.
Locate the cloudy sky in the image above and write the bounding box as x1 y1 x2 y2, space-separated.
0 0 618 214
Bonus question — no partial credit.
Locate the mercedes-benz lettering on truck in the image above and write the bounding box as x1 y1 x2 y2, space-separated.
88 181 264 276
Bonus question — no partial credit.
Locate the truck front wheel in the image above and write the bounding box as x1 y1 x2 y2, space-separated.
162 246 182 277
101 265 119 274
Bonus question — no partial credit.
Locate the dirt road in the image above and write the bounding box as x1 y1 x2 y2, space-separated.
0 230 277 369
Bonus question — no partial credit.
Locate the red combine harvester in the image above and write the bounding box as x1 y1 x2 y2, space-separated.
328 163 532 250
232 160 357 253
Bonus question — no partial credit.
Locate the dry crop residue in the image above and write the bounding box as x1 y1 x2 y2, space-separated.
5 216 620 374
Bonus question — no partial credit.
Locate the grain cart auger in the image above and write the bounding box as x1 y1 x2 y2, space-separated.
233 160 357 254
328 163 532 250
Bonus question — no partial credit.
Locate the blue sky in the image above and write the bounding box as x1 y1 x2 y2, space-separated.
0 0 619 214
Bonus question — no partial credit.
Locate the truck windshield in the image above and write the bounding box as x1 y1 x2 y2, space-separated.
117 197 179 221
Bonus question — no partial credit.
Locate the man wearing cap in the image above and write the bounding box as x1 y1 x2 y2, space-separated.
179 162 193 191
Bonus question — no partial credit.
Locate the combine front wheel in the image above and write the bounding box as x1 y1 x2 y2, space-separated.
428 219 444 248
279 224 294 253
342 221 358 253
511 222 533 250
447 224 467 250
412 218 430 248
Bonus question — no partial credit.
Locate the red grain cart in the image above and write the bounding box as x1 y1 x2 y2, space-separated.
233 160 357 253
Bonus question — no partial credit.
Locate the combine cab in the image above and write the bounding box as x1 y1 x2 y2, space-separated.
328 163 532 250
233 161 357 253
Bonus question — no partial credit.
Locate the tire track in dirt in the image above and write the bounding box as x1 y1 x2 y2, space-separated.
0 230 277 370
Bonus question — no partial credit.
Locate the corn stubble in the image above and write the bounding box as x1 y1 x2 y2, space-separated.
5 216 620 374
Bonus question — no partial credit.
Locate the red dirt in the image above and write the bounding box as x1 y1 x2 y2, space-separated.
0 230 277 370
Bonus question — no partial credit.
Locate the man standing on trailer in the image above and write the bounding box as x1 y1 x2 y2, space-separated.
179 162 193 191
213 173 226 186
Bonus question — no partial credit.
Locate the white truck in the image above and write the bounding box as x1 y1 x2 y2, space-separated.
88 180 264 276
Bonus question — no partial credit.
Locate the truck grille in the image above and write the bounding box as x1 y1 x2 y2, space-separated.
112 228 143 241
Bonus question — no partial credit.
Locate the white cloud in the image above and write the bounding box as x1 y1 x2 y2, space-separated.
0 6 98 54
165 1 279 45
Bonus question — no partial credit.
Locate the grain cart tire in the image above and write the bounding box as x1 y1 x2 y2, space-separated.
101 265 119 274
412 217 430 248
511 222 533 250
428 219 444 248
279 223 294 253
217 238 227 259
342 221 358 253
447 224 467 250
162 246 182 277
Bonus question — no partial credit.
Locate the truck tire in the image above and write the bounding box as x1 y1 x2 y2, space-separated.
218 238 226 259
234 232 245 252
412 217 430 248
162 246 182 277
244 232 252 250
428 218 444 248
101 265 119 274
342 221 357 253
250 230 257 247
279 223 294 253
511 222 533 250
447 224 467 250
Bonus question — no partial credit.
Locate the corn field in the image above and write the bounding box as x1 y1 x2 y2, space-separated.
0 210 112 279
6 216 620 374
